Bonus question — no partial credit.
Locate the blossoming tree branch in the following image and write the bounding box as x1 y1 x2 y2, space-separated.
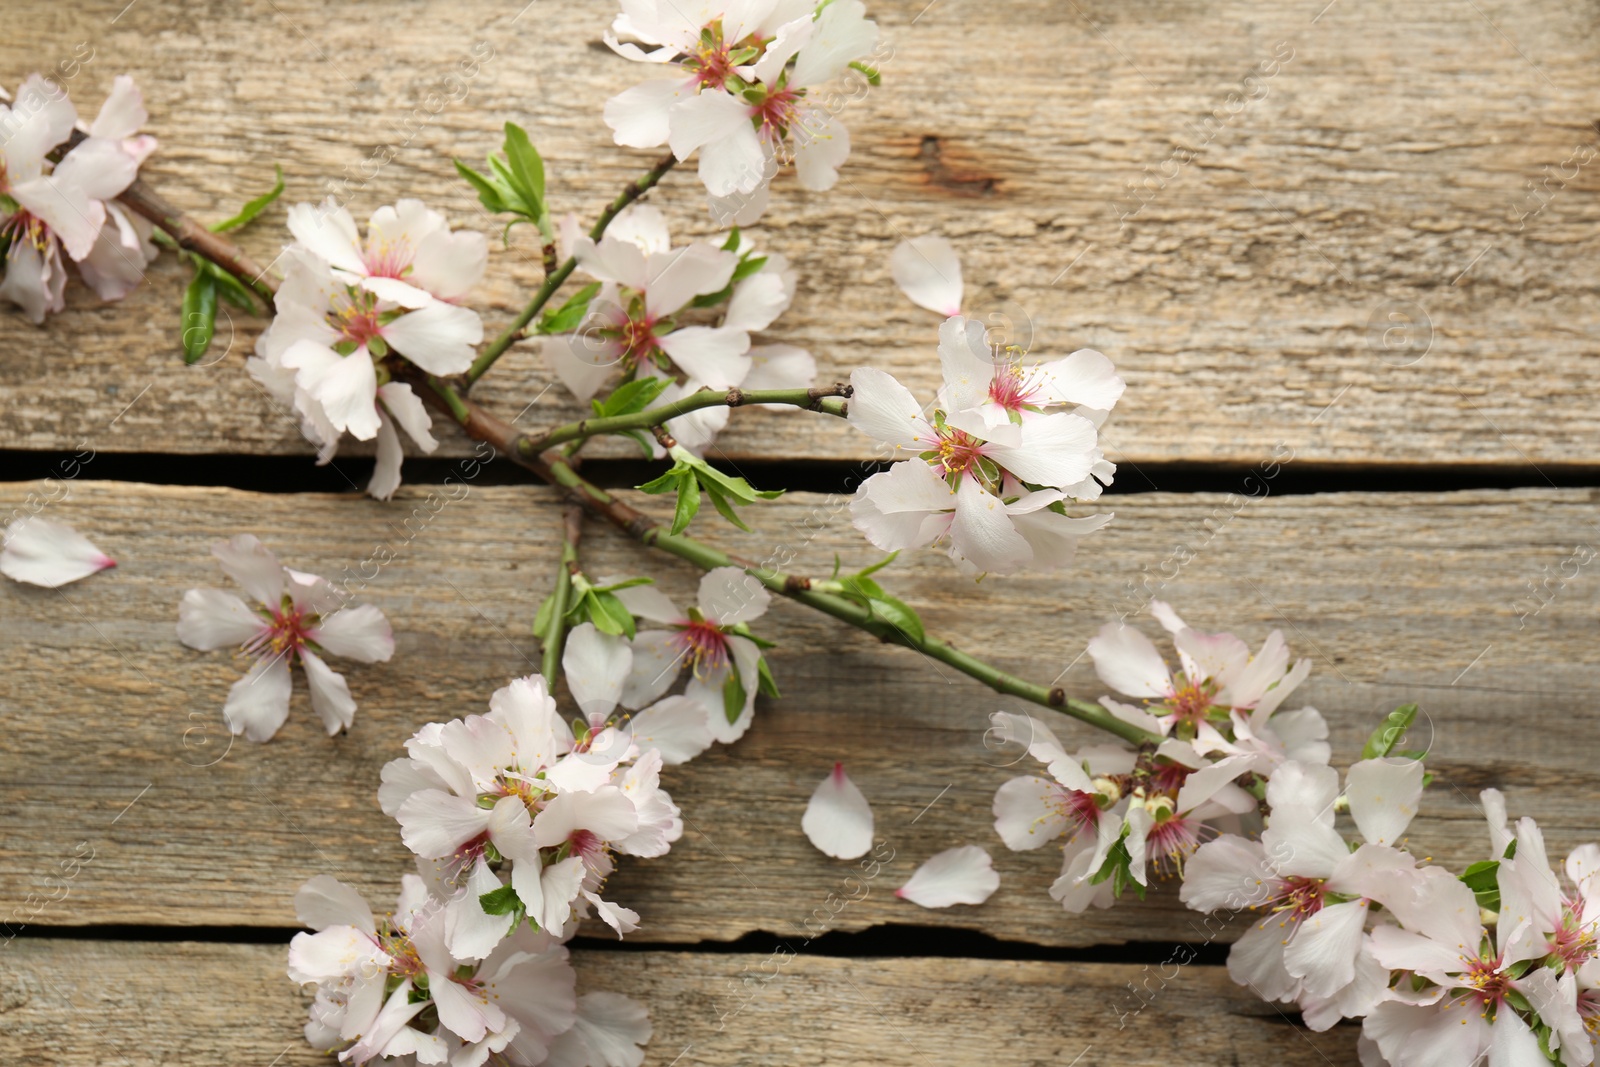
2 2 1595 1066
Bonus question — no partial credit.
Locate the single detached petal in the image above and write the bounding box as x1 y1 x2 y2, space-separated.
1 517 116 587
895 845 1000 908
801 763 874 859
890 235 962 317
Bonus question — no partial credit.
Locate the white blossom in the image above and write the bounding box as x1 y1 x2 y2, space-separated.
177 534 393 741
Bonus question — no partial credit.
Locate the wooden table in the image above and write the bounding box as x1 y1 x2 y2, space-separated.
4 2 1598 1063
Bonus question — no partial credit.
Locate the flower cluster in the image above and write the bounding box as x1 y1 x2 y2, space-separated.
603 0 879 223
1 74 158 322
291 658 685 1065
178 534 394 741
289 874 650 1066
546 204 814 455
991 604 1599 1065
249 199 488 498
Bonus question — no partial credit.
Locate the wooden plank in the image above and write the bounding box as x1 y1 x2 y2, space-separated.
0 939 1357 1065
2 482 1597 945
5 1 1600 464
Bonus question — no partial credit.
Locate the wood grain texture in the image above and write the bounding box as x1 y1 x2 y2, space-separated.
0 939 1357 1066
4 1 1600 464
2 481 1598 946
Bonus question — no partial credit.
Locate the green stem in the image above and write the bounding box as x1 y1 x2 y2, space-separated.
536 453 1156 747
466 153 679 384
526 384 851 454
541 507 583 683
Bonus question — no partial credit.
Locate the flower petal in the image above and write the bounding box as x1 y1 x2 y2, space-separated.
177 587 263 650
222 655 294 742
895 845 999 908
0 517 116 588
300 649 357 735
311 604 395 663
891 234 963 317
801 763 875 859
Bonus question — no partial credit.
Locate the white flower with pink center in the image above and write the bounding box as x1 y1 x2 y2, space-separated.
285 197 487 310
1086 601 1329 772
177 534 394 742
547 206 815 457
603 0 879 222
612 566 773 744
846 318 1114 576
1365 856 1589 1067
1180 758 1427 1028
288 874 585 1066
249 229 482 498
1 73 157 323
381 670 683 959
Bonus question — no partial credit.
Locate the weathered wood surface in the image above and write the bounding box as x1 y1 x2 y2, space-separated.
0 940 1357 1066
5 1 1600 464
3 482 1597 946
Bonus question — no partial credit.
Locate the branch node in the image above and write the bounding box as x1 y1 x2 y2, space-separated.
783 575 812 592
1047 687 1067 707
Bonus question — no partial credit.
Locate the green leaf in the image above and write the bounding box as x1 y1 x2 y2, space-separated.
729 254 768 283
200 260 260 312
619 429 654 456
671 474 701 535
180 269 218 364
1362 704 1419 760
502 122 546 211
533 588 558 638
856 551 900 579
722 670 747 726
597 375 670 417
478 884 521 916
756 655 780 699
594 577 654 593
211 164 285 233
538 282 602 335
867 593 925 645
1460 859 1502 912
584 591 624 636
455 158 508 214
590 590 637 640
849 60 882 86
703 484 751 532
638 462 690 495
720 227 742 252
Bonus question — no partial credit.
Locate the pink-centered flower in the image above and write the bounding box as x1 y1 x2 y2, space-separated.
1087 601 1328 772
612 566 774 744
177 534 393 741
1181 758 1426 1027
382 669 683 959
604 0 879 222
250 218 482 497
1366 861 1590 1067
288 874 585 1066
847 318 1114 576
0 74 156 322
